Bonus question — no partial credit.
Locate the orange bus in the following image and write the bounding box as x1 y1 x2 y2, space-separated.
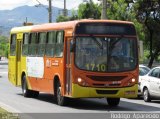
8 19 138 106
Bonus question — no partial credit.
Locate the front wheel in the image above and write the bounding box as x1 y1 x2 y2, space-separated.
22 76 39 98
56 82 68 106
143 88 151 102
106 98 120 106
22 76 32 97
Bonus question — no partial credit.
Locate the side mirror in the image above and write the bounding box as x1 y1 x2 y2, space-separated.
70 40 75 52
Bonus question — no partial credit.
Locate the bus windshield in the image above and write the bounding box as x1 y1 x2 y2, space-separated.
75 36 137 72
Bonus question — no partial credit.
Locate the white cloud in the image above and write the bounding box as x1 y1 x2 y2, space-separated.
0 0 100 10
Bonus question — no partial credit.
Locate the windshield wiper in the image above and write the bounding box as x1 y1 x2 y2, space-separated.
91 36 103 49
109 35 124 52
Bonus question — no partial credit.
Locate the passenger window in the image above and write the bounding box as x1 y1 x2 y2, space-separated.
55 31 64 57
10 34 16 56
22 33 29 56
46 31 56 57
37 32 46 56
28 33 37 56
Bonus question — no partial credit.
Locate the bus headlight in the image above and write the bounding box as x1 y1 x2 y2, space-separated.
77 78 82 83
77 77 89 87
128 78 136 86
131 78 136 83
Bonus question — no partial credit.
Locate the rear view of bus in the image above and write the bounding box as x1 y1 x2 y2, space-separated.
69 21 138 106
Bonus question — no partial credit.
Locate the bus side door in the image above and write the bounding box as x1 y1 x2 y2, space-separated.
16 33 22 86
8 34 17 86
65 38 73 96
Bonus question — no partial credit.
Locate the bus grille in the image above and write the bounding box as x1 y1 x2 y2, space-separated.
96 90 118 94
87 75 127 81
93 83 121 87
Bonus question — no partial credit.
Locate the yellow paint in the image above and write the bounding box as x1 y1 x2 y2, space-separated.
72 84 138 98
17 33 23 39
11 26 33 33
8 56 16 85
9 26 33 87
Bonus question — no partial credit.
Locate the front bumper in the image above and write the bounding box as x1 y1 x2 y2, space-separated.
72 83 138 98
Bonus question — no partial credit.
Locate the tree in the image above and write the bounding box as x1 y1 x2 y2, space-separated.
56 0 101 22
107 0 130 20
56 10 78 22
133 0 160 68
106 0 151 62
106 0 144 40
78 0 101 19
69 9 78 20
0 35 9 58
56 15 70 22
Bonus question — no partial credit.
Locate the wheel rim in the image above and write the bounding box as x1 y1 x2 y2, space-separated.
57 87 62 104
144 90 148 101
22 81 26 94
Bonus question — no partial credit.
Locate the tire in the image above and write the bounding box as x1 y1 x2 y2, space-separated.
106 98 120 106
32 91 39 98
22 76 31 97
22 76 39 98
56 82 67 106
143 88 151 102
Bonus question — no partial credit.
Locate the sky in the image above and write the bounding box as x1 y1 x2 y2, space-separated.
0 0 100 10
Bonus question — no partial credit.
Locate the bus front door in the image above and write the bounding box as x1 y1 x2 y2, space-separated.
16 33 22 86
65 38 72 95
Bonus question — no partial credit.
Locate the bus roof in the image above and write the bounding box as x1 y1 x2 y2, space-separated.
11 25 33 33
32 19 134 32
11 19 134 33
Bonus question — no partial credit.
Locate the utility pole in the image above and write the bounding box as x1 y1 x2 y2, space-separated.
64 0 67 16
48 0 52 23
35 0 52 23
101 0 107 19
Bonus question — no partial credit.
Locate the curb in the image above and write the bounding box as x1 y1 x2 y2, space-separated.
0 102 35 119
0 102 20 113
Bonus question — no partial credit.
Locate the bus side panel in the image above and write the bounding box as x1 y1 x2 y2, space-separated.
20 56 27 86
8 33 23 86
8 55 17 86
44 57 65 94
16 39 22 86
8 34 18 86
26 57 44 91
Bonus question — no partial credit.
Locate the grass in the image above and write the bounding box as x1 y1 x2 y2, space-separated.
0 107 7 113
0 107 19 119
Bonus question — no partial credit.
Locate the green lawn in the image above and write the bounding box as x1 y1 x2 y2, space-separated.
0 107 19 119
0 107 7 113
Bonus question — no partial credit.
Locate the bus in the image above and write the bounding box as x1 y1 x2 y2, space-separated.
8 19 139 106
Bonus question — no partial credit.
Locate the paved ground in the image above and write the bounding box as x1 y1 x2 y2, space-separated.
0 58 8 65
1 61 160 119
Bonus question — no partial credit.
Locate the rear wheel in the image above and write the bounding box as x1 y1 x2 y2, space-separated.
22 76 39 98
32 91 39 98
22 76 32 97
106 98 120 106
56 82 67 106
143 88 151 102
